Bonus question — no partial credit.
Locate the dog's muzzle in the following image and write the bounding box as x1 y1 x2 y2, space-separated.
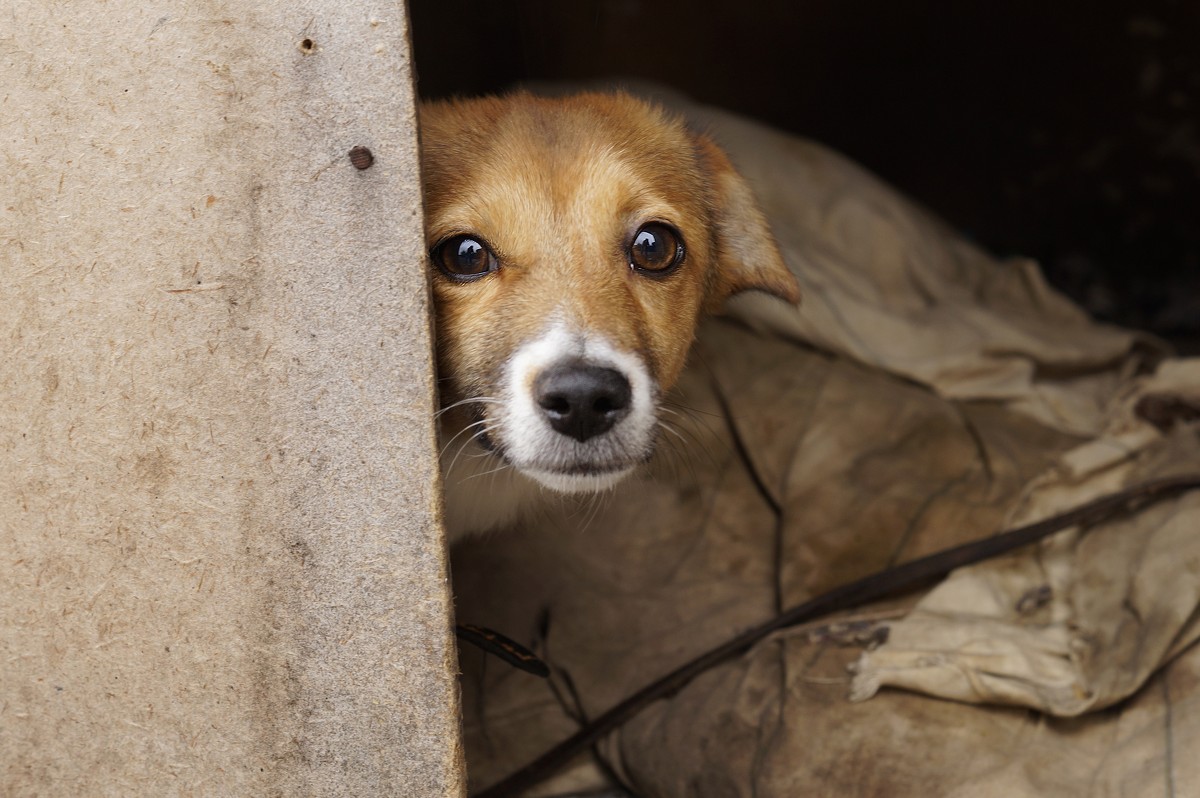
491 324 657 493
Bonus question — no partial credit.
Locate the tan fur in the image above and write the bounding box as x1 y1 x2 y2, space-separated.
419 92 799 536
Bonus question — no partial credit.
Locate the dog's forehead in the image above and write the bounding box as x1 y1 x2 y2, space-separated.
422 95 709 239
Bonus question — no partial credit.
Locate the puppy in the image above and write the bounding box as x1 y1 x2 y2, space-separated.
419 92 800 538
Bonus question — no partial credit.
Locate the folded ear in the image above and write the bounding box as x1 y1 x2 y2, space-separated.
693 134 801 311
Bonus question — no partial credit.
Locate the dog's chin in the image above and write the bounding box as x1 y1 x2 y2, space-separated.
520 465 635 495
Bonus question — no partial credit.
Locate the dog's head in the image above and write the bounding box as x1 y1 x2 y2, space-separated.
420 92 799 497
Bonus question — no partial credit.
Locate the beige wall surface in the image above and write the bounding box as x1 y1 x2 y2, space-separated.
1 2 463 795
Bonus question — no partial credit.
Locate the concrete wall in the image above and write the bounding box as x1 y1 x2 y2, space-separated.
1 2 464 795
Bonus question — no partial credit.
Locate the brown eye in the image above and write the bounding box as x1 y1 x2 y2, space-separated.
629 222 683 275
433 235 499 280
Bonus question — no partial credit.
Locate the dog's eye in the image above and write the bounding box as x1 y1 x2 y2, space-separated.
433 235 499 280
629 223 683 275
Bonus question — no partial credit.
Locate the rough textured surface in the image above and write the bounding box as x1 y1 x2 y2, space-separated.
2 2 463 795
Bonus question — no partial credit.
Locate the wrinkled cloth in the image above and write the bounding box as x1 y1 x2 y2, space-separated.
849 363 1200 715
450 90 1200 798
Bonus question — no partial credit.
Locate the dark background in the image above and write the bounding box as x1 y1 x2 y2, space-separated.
410 0 1199 350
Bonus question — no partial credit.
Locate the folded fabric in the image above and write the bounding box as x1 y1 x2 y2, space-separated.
451 87 1200 798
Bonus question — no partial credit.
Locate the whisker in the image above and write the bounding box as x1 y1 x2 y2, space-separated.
656 413 716 486
661 399 724 470
657 430 691 485
434 396 503 420
576 488 606 535
461 460 512 484
443 420 498 478
662 397 722 421
658 419 689 447
439 417 491 460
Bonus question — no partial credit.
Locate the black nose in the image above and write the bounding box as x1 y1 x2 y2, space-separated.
534 364 632 442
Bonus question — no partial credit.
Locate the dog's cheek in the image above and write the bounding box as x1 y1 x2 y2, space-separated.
631 276 706 392
431 285 502 403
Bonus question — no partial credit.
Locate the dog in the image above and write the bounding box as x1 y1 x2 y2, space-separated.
419 92 800 539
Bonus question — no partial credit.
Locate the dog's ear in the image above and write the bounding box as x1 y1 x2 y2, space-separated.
693 135 801 311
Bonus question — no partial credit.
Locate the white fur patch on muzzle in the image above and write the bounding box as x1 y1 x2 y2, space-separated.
497 322 657 493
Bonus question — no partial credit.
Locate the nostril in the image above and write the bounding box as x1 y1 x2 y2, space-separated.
593 394 622 415
539 393 571 416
